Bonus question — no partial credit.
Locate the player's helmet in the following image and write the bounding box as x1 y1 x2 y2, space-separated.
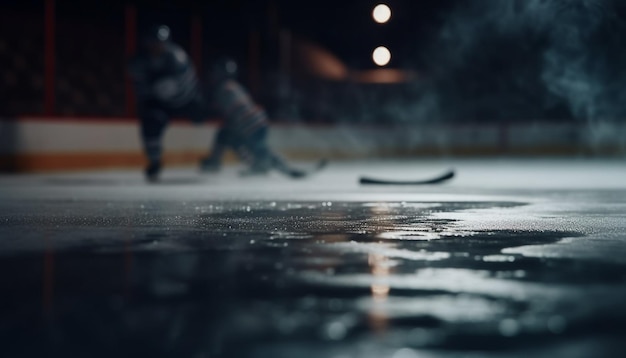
142 25 171 45
210 56 238 80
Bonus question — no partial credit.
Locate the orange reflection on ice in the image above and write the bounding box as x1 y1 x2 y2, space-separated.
369 253 391 301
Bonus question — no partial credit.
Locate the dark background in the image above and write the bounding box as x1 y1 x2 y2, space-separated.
2 0 626 124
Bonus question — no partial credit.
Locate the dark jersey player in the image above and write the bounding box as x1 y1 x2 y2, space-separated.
200 57 306 178
128 25 209 182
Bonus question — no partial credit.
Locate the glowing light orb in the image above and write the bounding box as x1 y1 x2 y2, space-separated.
372 46 391 66
373 4 392 24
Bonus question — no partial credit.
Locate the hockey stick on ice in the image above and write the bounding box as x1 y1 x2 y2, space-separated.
359 169 455 185
281 159 329 179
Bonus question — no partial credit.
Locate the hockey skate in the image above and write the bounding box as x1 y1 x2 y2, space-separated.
199 157 221 173
145 161 161 183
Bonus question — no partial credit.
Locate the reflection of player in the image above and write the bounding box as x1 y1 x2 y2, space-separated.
128 25 209 182
200 57 308 178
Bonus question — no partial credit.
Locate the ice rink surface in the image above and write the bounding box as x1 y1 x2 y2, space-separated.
1 158 626 357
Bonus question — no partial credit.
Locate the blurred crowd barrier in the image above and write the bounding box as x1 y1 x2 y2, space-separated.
0 8 126 117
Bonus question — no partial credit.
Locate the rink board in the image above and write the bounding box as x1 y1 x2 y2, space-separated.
1 117 625 172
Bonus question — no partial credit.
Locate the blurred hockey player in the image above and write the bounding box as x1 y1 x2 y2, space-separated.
128 25 209 182
200 57 312 178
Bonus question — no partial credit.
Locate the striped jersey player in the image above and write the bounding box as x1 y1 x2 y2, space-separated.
200 57 302 177
128 25 210 182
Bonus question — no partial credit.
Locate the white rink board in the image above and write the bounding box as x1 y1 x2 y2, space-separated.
1 117 626 156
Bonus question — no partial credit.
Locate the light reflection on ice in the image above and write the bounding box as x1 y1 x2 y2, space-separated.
376 229 478 241
300 268 579 301
368 253 392 301
324 320 349 341
270 231 314 240
324 243 451 262
482 255 517 263
355 294 507 324
547 315 568 334
362 202 441 209
499 318 521 337
391 348 420 358
377 231 443 241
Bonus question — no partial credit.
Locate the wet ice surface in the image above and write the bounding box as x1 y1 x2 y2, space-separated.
1 159 626 358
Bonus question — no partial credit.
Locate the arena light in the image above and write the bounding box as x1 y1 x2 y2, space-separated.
372 46 391 66
372 4 392 24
